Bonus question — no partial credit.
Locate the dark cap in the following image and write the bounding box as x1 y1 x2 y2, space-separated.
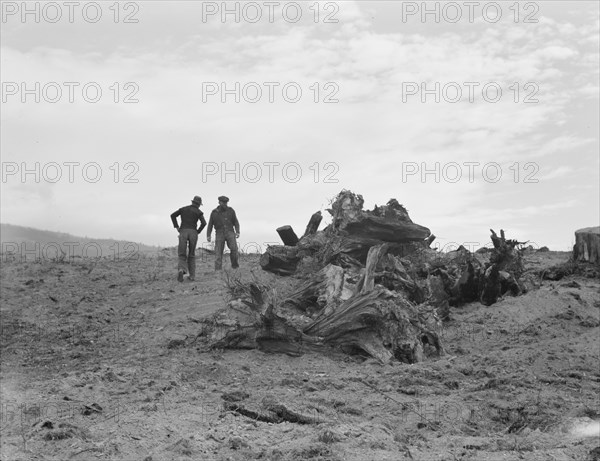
218 196 229 203
192 196 202 205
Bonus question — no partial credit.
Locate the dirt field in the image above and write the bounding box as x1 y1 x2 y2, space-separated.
1 249 599 461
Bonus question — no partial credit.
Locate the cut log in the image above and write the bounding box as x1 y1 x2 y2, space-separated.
223 401 321 425
302 211 323 237
276 226 299 246
425 234 436 247
260 245 300 276
573 227 600 264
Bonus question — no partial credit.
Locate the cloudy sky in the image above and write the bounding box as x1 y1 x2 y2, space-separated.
1 1 598 252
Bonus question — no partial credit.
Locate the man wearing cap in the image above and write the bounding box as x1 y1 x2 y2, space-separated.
170 196 207 282
206 196 240 271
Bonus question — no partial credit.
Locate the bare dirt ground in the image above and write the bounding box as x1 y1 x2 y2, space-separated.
1 249 599 461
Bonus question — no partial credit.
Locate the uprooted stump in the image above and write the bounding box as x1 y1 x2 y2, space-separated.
201 240 444 364
212 190 536 366
480 229 526 306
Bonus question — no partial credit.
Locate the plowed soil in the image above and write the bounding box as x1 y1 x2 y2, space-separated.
1 249 599 461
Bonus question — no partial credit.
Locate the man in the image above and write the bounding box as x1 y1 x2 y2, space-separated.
206 196 240 271
170 195 206 282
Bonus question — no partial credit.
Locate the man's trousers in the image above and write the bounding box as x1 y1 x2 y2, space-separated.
178 229 198 278
214 230 239 270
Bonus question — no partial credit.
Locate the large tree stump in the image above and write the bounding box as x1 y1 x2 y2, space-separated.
276 226 299 246
573 227 600 264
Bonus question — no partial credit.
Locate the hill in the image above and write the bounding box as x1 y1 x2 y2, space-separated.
0 223 161 262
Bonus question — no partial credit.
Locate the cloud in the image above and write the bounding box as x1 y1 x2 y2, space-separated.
1 1 598 250
537 166 573 181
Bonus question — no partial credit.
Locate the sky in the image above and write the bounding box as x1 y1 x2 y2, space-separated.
1 1 599 253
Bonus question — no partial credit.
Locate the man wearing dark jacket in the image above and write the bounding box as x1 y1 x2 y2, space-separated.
206 196 240 270
171 195 207 282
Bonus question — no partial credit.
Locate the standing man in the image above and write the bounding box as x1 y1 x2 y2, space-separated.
170 196 206 282
206 196 240 271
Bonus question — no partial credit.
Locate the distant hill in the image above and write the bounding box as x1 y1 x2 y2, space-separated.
0 223 162 262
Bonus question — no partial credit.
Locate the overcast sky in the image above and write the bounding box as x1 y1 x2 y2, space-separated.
1 1 598 253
